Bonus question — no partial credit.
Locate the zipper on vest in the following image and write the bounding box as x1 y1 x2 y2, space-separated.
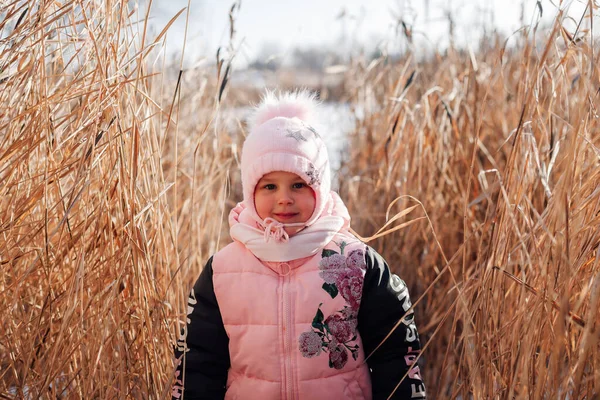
281 266 294 399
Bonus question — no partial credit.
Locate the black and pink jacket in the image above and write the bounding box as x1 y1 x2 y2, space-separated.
173 240 426 400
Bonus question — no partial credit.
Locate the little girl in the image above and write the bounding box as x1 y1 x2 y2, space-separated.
172 91 426 400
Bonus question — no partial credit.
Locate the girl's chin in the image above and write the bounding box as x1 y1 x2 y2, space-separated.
284 226 305 236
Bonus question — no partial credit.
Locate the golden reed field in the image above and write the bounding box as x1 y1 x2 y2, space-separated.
1 0 599 398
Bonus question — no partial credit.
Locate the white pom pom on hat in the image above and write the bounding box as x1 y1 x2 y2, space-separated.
246 90 319 129
241 90 331 228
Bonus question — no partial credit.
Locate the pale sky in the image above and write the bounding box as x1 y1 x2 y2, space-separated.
144 0 594 67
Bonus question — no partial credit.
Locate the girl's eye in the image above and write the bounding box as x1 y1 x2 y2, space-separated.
292 182 307 189
264 184 276 190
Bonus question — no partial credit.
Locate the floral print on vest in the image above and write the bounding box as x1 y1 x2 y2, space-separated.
298 242 366 369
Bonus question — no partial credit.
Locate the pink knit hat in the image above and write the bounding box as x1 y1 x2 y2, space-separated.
241 90 331 228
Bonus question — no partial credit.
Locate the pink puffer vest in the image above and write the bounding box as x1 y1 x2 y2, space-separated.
212 233 372 400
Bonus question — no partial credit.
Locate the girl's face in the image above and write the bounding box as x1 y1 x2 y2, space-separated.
254 171 316 236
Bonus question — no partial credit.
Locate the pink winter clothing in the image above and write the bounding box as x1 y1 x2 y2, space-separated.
212 234 372 399
228 191 351 262
216 168 373 397
240 91 331 229
172 91 426 400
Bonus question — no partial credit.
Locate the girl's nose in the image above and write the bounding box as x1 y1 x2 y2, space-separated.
278 190 293 204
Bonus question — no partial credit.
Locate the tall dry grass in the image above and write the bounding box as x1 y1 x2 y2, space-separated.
1 0 599 399
340 8 600 399
0 0 237 397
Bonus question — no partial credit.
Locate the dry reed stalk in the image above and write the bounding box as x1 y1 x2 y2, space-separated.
2 0 599 399
1 1 237 398
340 5 600 399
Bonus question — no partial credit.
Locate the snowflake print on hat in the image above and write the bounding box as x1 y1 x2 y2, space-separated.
303 123 321 139
286 128 307 142
306 163 321 186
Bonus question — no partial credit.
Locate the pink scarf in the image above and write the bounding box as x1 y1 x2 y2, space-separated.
229 191 353 262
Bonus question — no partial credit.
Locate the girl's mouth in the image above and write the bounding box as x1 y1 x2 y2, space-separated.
274 213 298 221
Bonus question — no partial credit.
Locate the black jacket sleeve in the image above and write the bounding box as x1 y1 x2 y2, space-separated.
357 247 426 400
172 257 230 400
